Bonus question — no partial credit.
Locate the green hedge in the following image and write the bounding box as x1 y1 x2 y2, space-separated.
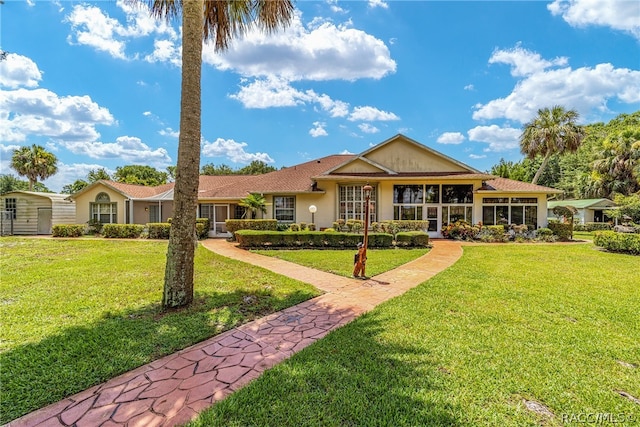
196 218 210 239
235 230 393 249
147 223 171 239
226 219 278 235
372 220 429 234
593 231 640 255
395 231 429 247
102 224 145 238
52 224 85 237
574 222 613 232
548 222 573 241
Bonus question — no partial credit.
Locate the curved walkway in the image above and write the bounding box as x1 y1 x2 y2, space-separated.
7 240 463 427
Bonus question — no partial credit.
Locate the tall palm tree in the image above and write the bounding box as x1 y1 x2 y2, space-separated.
520 106 584 184
10 144 58 191
145 0 294 308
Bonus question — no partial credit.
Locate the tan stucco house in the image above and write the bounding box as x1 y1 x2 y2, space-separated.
70 134 561 237
0 191 76 235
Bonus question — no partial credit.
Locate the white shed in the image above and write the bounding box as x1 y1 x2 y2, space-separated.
0 191 76 235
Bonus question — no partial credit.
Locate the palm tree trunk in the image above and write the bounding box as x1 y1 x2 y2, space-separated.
163 0 203 309
531 152 551 185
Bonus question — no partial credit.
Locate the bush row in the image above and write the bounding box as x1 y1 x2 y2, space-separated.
593 231 640 255
574 222 613 232
441 221 558 243
53 218 211 239
226 219 278 234
52 224 86 237
234 230 431 249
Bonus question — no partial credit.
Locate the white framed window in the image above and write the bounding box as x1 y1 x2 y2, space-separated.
338 185 376 223
90 192 117 224
4 198 16 219
481 197 538 228
274 196 295 222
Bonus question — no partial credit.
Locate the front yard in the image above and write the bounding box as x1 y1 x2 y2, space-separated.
0 238 325 424
190 243 640 426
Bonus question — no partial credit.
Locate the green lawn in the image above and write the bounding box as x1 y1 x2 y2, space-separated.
190 243 640 427
252 247 430 277
0 238 321 424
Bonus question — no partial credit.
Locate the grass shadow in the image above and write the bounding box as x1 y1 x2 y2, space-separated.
0 288 316 424
190 310 461 426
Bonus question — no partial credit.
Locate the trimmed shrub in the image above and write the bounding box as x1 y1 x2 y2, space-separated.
225 219 278 234
147 223 171 239
476 225 509 243
235 230 393 249
594 231 640 255
548 222 573 241
395 231 429 247
575 222 613 232
534 227 556 242
52 224 85 237
102 224 145 238
442 221 480 241
196 218 210 239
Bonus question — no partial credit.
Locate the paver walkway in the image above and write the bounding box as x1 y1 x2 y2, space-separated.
7 240 463 427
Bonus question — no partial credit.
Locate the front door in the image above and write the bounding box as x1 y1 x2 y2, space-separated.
214 204 229 236
37 208 52 234
425 206 441 238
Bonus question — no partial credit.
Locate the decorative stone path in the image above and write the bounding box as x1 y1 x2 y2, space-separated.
7 240 463 427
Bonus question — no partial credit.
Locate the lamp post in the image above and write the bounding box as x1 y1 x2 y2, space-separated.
361 183 373 277
308 205 317 224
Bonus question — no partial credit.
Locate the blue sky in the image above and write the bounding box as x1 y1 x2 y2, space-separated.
1 0 639 192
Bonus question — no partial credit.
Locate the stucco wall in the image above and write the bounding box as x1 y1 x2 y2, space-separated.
74 184 127 224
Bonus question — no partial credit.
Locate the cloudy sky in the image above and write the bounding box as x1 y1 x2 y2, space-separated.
1 0 639 192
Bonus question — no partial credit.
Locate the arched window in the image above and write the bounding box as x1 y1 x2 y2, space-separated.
95 192 111 203
90 192 117 223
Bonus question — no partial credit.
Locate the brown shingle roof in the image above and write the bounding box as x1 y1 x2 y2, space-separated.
482 178 562 193
102 180 175 198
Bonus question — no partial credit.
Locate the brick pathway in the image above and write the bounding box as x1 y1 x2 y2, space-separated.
7 240 463 427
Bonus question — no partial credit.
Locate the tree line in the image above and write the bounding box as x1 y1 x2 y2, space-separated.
1 157 278 195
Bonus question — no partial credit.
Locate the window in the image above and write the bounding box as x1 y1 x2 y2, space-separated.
393 185 423 204
394 205 423 221
481 197 539 228
443 205 473 224
442 185 474 204
338 185 376 223
424 185 440 203
274 196 295 222
4 198 16 219
90 192 117 224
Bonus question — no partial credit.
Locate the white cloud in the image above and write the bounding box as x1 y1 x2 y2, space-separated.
489 45 568 77
0 53 43 89
65 0 176 60
468 125 521 152
474 47 640 123
0 144 22 175
203 12 396 82
339 149 354 154
159 127 179 138
358 123 379 134
43 162 116 193
145 39 181 66
464 84 475 91
59 136 172 165
469 154 487 159
326 0 347 14
437 132 465 145
548 0 640 39
309 122 328 137
348 106 399 122
0 88 114 142
201 137 274 164
368 0 389 9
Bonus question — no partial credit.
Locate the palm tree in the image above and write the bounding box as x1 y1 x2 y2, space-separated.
145 0 294 308
520 106 584 184
10 144 58 191
239 193 269 219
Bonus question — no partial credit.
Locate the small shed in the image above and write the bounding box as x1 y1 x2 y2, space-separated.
547 198 616 224
0 191 76 235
